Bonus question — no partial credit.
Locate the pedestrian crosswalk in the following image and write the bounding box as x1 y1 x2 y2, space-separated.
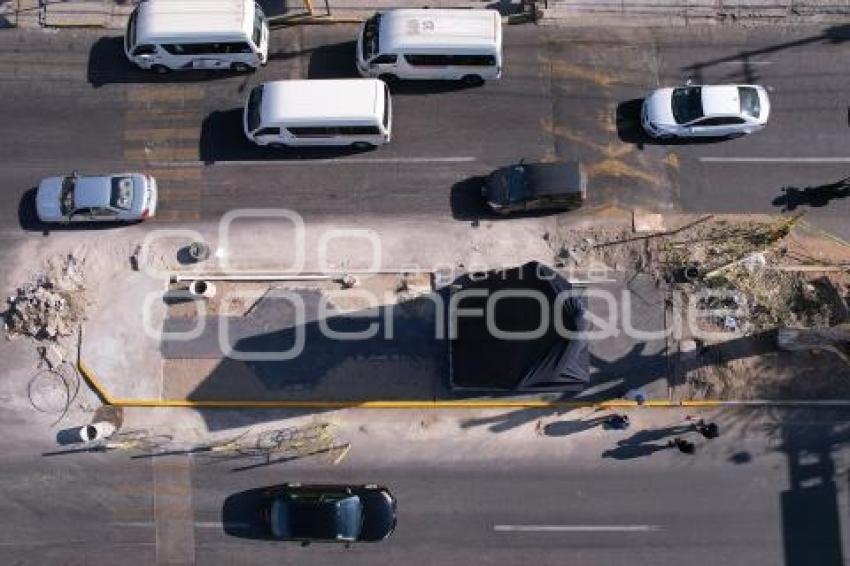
123 85 204 222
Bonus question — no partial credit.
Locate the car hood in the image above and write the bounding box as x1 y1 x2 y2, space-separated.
643 88 676 126
36 177 65 221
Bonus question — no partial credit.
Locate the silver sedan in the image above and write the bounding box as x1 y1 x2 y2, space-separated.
36 172 158 223
642 84 770 140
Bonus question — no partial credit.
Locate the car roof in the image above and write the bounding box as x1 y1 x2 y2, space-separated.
258 79 384 125
276 494 362 540
379 9 501 53
135 0 252 42
523 162 585 196
700 85 742 117
73 176 114 208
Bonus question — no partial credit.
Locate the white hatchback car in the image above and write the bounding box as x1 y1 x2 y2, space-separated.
641 84 770 140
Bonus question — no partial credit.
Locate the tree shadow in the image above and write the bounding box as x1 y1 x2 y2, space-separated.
772 177 850 212
682 24 850 85
198 108 373 163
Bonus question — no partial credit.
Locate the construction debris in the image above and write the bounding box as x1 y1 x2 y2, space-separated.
3 255 87 341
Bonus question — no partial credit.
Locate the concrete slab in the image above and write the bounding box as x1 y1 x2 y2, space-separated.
80 270 166 401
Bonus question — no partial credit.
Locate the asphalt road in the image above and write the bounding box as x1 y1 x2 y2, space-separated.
3 25 850 238
3 22 850 566
3 411 849 566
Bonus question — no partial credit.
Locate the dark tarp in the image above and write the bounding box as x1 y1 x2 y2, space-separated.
449 261 589 391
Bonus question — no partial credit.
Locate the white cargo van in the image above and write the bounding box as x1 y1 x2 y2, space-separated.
243 79 392 148
124 0 269 74
356 9 502 85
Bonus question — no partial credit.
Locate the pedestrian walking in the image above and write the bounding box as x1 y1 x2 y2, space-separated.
695 419 719 439
606 414 630 430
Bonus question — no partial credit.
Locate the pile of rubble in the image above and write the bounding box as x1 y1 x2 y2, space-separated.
3 255 88 341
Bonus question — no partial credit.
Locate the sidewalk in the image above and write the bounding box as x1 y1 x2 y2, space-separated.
17 0 850 29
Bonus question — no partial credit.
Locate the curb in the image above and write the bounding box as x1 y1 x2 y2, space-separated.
76 356 850 410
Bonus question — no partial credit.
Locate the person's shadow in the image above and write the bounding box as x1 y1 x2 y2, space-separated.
772 177 850 212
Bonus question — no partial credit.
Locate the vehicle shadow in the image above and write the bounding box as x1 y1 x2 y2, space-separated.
772 177 850 212
87 36 251 88
222 486 276 540
18 187 134 233
389 79 482 96
615 98 734 147
307 40 359 79
199 108 373 163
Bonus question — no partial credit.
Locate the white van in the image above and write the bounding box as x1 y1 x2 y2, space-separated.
356 9 502 85
124 0 269 74
243 79 392 148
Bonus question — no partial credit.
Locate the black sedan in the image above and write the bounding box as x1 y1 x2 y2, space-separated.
482 160 586 215
262 483 397 544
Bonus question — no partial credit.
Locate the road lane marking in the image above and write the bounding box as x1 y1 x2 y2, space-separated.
125 147 199 163
494 524 661 533
125 128 199 142
151 156 477 167
700 157 850 164
116 522 251 531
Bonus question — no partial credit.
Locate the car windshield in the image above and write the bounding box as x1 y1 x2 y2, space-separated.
363 14 380 61
252 3 264 48
110 177 134 210
246 85 263 133
126 8 137 52
60 176 76 215
507 166 527 202
739 86 761 118
671 86 704 124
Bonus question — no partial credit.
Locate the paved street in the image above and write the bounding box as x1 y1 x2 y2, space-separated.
3 25 850 239
2 409 849 565
3 20 850 566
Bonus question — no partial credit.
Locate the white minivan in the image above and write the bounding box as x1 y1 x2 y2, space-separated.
243 79 392 148
356 9 502 85
124 0 269 74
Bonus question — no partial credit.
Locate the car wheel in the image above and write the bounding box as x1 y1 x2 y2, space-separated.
461 74 484 86
150 64 170 75
378 73 398 84
231 62 252 73
352 141 376 150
